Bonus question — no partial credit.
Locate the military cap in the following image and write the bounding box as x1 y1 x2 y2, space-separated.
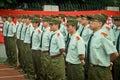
34 14 40 18
101 13 108 21
2 15 8 19
8 14 15 19
26 15 33 20
91 14 106 24
32 17 40 23
112 16 120 21
17 15 22 18
49 18 61 25
50 15 56 18
67 15 77 19
67 19 78 27
22 15 27 19
42 16 51 22
58 14 65 18
80 15 91 20
86 15 93 20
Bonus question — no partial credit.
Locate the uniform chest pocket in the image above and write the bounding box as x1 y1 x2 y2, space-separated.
69 43 76 50
51 38 57 45
94 43 101 49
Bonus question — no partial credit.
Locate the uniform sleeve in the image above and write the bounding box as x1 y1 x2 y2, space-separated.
77 38 85 55
110 29 115 42
101 36 117 55
56 34 65 49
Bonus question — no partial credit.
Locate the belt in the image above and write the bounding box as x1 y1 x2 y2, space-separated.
51 54 61 58
24 43 30 46
7 37 14 38
90 64 109 68
41 50 49 53
67 62 81 65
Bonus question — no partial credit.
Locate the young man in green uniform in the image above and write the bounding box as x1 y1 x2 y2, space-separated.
23 15 35 79
19 15 27 70
31 17 42 80
2 15 9 63
87 14 119 80
39 16 53 80
15 15 23 68
49 18 66 80
66 19 85 80
112 16 120 80
7 15 17 67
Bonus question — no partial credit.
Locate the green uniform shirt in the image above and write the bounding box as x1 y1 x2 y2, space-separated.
3 21 9 36
77 23 83 33
31 27 41 50
114 26 120 54
66 32 85 64
24 23 34 44
59 23 68 41
102 23 115 42
40 27 51 51
16 22 23 39
50 30 65 56
88 29 117 67
20 23 27 40
7 22 16 37
39 23 44 31
77 24 93 44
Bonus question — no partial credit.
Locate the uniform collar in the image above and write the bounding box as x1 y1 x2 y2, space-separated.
44 27 50 31
71 32 78 38
52 30 59 34
93 29 103 36
117 26 120 31
85 24 90 28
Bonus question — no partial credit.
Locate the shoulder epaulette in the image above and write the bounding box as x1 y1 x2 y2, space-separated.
76 36 80 40
57 32 60 37
12 22 15 26
87 25 91 28
101 32 108 37
38 29 41 33
118 27 120 30
106 26 111 30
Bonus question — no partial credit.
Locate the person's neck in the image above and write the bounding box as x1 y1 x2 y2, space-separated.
53 29 58 32
93 27 101 33
3 20 6 22
9 21 12 23
26 23 30 26
71 31 76 35
34 26 38 29
44 25 49 29
19 21 22 23
83 23 88 27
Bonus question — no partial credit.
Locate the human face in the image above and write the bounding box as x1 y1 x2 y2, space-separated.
26 18 30 24
17 18 22 22
2 18 6 22
58 17 63 22
43 21 48 28
32 22 38 28
77 17 82 24
81 17 88 26
67 25 75 34
50 24 58 31
22 18 26 23
116 20 120 27
8 17 13 22
89 19 102 32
